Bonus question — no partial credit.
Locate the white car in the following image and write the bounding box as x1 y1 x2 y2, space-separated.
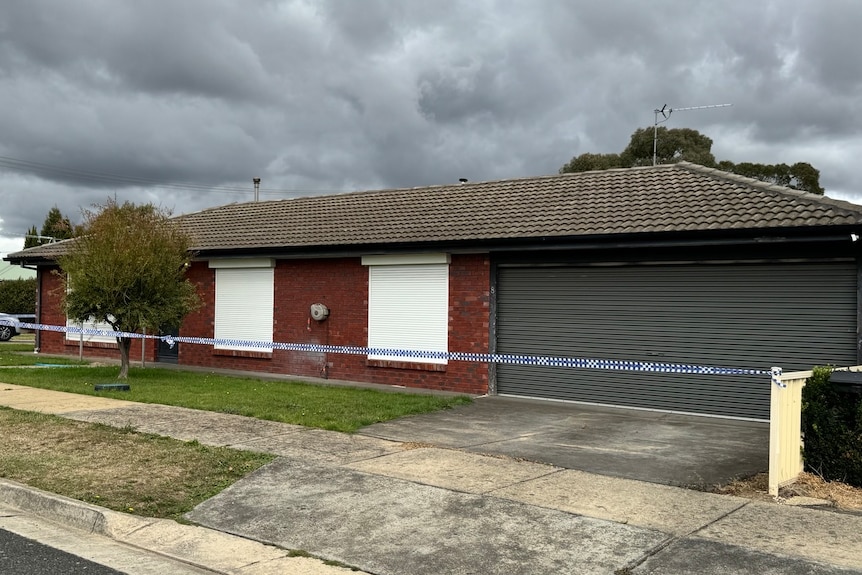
0 313 21 341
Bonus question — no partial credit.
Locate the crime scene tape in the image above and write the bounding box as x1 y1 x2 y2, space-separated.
1 319 772 377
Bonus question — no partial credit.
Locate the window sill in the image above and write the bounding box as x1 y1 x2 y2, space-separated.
367 359 447 372
65 340 117 350
213 349 273 360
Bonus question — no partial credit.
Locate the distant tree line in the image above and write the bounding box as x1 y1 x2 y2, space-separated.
10 205 77 314
560 127 824 195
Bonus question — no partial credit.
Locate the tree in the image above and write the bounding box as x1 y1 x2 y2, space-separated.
0 278 36 313
58 199 200 379
41 206 75 242
23 225 40 249
559 153 624 174
23 206 76 249
621 127 717 167
560 127 824 195
717 160 824 195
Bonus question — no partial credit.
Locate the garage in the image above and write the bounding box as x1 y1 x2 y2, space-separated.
495 261 858 420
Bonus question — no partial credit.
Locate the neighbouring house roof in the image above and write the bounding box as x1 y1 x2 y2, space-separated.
7 162 862 263
0 260 36 280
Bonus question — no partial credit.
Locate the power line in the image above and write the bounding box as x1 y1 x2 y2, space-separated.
0 154 344 197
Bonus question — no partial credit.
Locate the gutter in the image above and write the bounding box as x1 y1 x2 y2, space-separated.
8 226 862 266
189 226 862 261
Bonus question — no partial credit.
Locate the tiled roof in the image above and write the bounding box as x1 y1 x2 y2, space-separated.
8 163 862 261
175 162 862 251
6 237 76 262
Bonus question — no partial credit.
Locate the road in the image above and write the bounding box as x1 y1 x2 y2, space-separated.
0 528 123 575
0 504 216 575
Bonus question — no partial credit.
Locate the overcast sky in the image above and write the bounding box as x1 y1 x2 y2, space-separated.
1 0 861 256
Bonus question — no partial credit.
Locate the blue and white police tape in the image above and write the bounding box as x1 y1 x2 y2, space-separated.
771 366 786 388
1 319 772 377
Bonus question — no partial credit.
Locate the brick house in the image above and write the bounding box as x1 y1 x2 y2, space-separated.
8 162 862 420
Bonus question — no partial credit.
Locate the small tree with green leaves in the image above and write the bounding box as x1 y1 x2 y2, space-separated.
801 367 862 486
58 199 200 379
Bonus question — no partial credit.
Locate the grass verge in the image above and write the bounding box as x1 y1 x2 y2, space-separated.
0 346 472 433
0 341 86 366
0 407 274 520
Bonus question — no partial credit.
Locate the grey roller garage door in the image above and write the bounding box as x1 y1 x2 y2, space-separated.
495 262 857 420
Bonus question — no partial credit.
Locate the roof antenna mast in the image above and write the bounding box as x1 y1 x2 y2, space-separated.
652 103 732 166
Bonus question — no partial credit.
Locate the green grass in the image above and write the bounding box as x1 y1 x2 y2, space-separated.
0 407 274 520
0 346 472 432
0 341 87 366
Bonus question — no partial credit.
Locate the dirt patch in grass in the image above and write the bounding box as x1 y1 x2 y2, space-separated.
0 408 273 519
715 471 862 511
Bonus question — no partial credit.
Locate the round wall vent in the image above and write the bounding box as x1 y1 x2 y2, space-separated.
310 303 330 321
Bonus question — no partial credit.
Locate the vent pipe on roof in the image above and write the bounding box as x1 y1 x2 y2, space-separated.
253 177 261 202
458 178 468 184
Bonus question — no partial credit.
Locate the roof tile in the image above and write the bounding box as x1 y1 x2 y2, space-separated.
167 162 862 251
8 163 862 261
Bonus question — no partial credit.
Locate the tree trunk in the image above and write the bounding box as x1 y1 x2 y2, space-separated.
117 336 132 379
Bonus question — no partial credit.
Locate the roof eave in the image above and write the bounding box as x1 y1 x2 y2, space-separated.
189 224 862 261
3 254 59 267
10 222 860 266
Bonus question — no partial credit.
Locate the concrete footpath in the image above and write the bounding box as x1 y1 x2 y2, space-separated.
1 383 861 574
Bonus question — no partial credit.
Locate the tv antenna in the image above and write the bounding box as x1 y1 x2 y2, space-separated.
652 103 732 165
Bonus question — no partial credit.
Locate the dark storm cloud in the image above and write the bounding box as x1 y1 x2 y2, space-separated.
0 0 274 102
1 0 861 254
796 0 862 93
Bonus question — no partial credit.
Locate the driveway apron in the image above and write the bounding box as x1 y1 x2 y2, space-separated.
359 396 769 487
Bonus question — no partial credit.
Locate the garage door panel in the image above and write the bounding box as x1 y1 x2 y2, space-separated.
496 262 857 420
498 366 766 419
501 329 854 363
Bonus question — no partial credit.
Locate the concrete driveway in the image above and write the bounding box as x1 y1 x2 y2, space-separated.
359 396 769 487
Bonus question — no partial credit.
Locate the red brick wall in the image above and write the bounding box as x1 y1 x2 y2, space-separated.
36 266 158 362
178 255 490 394
446 254 491 393
272 258 369 379
177 261 217 366
37 255 491 394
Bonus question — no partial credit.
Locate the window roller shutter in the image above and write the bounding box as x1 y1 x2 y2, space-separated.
368 264 448 363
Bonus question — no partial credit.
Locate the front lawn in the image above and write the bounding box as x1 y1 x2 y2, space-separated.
0 407 274 520
0 341 86 366
0 346 472 432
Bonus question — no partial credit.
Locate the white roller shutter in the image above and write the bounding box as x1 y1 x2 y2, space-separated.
214 267 274 352
65 317 117 344
367 263 449 363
